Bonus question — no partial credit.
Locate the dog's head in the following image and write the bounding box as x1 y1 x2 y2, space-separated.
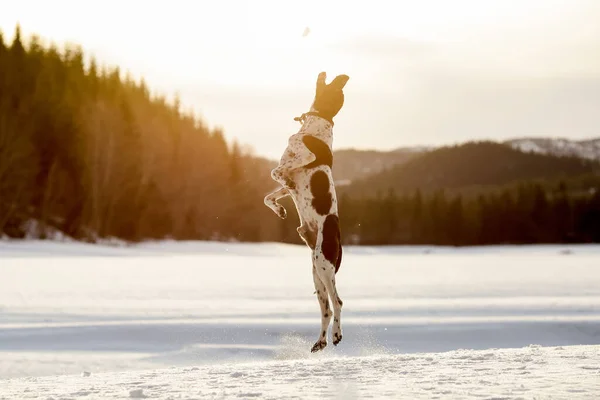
311 72 349 124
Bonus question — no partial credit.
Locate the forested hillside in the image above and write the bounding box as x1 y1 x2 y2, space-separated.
331 138 600 186
342 141 600 197
338 142 600 245
0 27 281 242
1 27 599 246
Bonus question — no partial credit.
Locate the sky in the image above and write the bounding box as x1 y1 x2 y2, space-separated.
1 0 600 159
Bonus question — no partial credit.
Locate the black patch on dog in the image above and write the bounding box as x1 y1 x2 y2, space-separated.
303 135 333 169
310 170 332 215
322 214 342 273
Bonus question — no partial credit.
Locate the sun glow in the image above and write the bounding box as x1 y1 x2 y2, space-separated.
0 0 557 89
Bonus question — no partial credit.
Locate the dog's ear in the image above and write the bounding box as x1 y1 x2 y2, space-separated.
316 71 327 93
328 75 349 90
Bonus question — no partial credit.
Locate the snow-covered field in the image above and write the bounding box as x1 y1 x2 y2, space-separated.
3 345 600 399
1 240 600 398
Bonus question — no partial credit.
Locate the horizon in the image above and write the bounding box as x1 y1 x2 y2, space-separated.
2 0 600 159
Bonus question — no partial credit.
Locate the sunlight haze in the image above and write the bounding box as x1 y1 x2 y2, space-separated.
1 0 599 158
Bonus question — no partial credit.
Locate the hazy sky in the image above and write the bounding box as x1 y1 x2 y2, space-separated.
2 0 599 158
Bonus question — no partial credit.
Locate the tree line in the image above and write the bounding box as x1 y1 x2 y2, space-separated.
0 26 281 242
339 181 600 246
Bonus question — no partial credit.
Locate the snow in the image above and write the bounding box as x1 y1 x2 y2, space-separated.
1 240 600 398
506 137 600 160
334 179 352 186
509 139 545 154
2 345 599 399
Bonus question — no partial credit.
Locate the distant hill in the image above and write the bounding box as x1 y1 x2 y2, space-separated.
340 141 600 197
331 147 427 185
330 137 600 185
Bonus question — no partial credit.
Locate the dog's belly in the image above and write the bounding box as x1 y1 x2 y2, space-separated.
289 167 339 228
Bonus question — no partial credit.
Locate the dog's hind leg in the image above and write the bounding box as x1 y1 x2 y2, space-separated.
314 255 343 347
324 270 343 346
311 262 331 353
264 187 290 219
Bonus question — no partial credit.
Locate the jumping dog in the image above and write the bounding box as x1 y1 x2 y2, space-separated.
264 71 349 352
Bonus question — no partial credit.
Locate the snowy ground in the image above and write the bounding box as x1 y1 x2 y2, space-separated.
1 240 600 398
2 345 600 399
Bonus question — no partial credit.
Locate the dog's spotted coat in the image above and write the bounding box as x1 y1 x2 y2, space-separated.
264 72 348 352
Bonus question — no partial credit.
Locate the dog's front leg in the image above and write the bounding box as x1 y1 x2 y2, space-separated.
264 187 290 219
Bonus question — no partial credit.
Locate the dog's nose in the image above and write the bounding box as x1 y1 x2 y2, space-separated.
330 75 349 90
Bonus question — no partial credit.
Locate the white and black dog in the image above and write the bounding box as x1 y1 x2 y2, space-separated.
264 71 349 352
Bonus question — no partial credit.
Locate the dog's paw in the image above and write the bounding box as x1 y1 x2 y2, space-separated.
311 340 327 353
276 206 287 219
332 332 343 346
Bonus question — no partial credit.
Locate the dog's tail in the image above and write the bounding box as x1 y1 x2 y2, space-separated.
332 215 342 274
335 233 342 273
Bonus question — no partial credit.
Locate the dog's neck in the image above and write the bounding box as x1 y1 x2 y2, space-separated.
296 107 334 147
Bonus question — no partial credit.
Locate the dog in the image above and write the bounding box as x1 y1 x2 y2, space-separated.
264 71 349 352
